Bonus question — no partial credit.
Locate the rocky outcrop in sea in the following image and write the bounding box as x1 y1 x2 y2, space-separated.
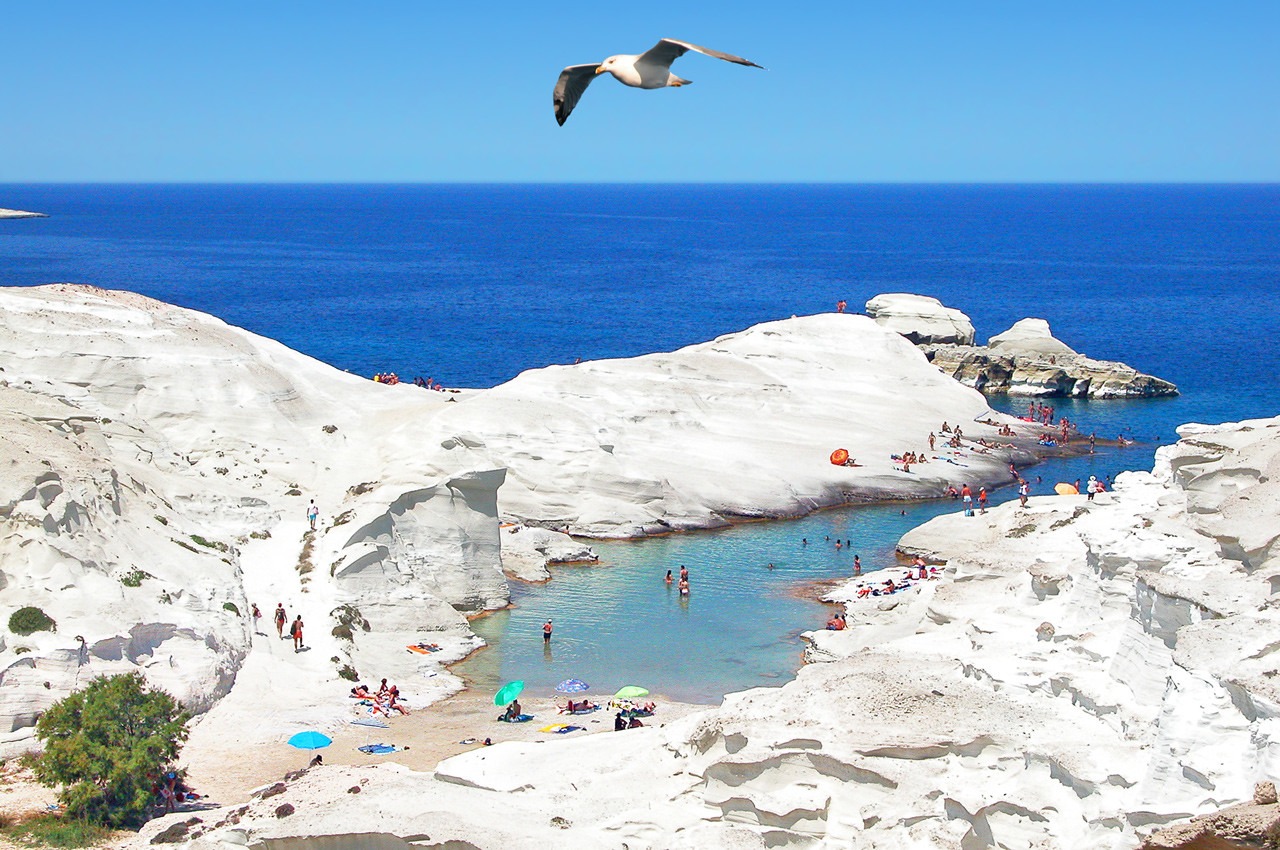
867 295 1179 398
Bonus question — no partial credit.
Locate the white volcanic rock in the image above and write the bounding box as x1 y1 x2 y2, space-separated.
0 284 1033 758
430 313 1026 537
986 317 1078 355
923 314 1176 398
139 416 1280 850
865 292 976 345
0 285 507 755
498 525 598 582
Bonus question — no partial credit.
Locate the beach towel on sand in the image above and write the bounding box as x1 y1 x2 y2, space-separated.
358 743 400 754
497 713 534 723
352 717 390 729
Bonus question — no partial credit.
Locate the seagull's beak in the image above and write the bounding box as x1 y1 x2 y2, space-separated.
594 66 607 75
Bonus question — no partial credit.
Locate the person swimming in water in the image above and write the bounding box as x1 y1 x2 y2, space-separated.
665 569 673 584
678 577 690 595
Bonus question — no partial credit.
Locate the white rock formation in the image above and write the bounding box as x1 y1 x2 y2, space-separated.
0 208 46 219
0 284 1032 756
0 285 507 755
429 312 1026 537
135 416 1280 850
986 317 1078 355
865 293 976 345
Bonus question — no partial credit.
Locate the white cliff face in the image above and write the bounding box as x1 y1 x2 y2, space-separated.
865 293 977 345
0 285 509 756
142 416 1280 850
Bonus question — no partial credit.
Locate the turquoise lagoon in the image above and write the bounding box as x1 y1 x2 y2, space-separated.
454 413 1156 705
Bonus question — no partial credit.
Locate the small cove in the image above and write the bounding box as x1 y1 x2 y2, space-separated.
454 398 1169 704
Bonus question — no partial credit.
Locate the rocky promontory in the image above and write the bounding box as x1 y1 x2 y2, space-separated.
867 295 1178 398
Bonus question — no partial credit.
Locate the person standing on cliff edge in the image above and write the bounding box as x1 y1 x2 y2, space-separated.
543 619 553 642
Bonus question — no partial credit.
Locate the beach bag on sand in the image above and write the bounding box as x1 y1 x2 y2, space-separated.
964 507 974 517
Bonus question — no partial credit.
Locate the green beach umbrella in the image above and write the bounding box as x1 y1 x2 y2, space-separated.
614 685 649 699
494 680 525 706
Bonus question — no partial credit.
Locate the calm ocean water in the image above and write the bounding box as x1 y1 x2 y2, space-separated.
3 184 1278 701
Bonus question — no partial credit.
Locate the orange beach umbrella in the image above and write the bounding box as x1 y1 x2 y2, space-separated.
830 448 850 466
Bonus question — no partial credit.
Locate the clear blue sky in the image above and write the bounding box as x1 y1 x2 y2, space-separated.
2 1 1276 182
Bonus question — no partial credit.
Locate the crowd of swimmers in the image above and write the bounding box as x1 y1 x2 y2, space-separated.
665 565 692 595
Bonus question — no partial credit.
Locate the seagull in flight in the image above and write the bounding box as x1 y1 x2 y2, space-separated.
553 38 764 126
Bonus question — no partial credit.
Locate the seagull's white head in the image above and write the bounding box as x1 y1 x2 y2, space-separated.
596 56 620 75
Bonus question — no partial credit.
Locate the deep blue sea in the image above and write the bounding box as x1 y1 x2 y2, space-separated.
3 184 1278 702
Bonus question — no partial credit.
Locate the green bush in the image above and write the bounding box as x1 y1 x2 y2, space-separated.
189 535 229 553
222 602 240 616
336 664 359 682
33 672 190 829
0 815 114 848
119 569 151 588
9 607 56 636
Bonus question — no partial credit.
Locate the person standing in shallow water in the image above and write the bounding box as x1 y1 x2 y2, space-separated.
854 555 861 575
543 619 553 642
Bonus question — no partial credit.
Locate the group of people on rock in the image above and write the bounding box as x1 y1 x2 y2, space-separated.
350 678 411 716
372 373 448 391
893 450 929 472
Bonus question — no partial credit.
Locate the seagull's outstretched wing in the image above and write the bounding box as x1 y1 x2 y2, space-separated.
553 63 602 126
639 38 764 71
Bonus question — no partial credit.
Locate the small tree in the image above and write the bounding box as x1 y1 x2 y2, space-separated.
33 672 190 828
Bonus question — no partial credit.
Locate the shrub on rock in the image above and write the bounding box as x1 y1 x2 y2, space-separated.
8 606 56 636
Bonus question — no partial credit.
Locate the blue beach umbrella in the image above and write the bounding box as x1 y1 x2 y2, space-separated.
555 678 590 694
287 730 332 752
494 680 525 706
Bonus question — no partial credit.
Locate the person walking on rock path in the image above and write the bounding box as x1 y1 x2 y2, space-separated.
978 487 988 514
307 499 319 531
291 615 305 652
274 604 287 639
251 603 262 635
